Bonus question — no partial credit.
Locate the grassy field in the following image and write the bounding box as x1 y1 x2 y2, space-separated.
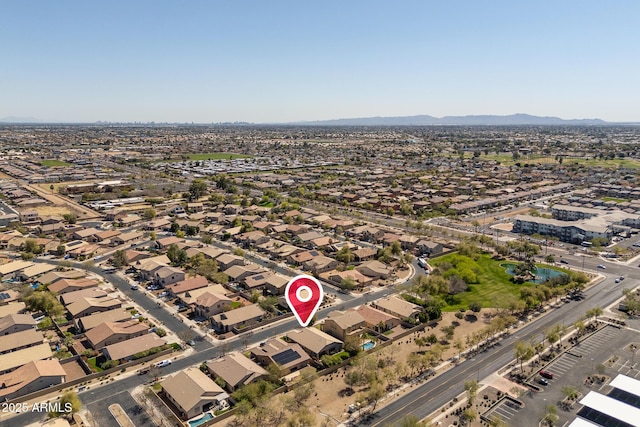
478 154 640 169
187 152 252 160
431 253 568 311
41 159 72 167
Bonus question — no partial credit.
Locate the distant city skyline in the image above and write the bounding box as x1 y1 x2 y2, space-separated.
2 1 639 123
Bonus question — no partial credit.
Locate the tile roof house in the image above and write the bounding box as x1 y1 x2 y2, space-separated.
0 313 36 335
206 351 268 391
356 260 392 280
162 367 226 420
85 320 148 350
59 288 108 305
103 334 166 362
211 304 265 333
166 275 209 297
193 292 233 319
303 256 338 274
0 343 53 374
353 304 401 331
372 296 422 321
0 359 66 401
250 338 312 373
322 310 366 341
74 308 131 332
153 266 186 287
0 329 44 355
66 297 122 319
48 278 100 295
286 328 343 359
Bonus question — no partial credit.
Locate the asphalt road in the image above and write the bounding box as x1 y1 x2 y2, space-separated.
362 261 640 426
20 247 638 427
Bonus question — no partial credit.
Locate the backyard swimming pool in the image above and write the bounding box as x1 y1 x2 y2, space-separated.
362 340 375 351
189 412 214 427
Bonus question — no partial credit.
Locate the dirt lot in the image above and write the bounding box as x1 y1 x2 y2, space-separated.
219 309 497 426
25 183 101 219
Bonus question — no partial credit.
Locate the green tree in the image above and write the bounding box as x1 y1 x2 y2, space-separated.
62 213 77 224
335 246 354 264
464 380 479 405
167 243 188 266
188 179 208 201
24 238 43 254
340 277 356 290
112 249 128 268
56 391 81 417
514 340 534 372
390 241 403 256
143 208 157 220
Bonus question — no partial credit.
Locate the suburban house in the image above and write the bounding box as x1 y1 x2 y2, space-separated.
211 304 265 333
165 275 209 298
0 329 44 355
286 328 343 359
372 296 422 321
215 254 245 271
0 359 66 401
356 260 392 280
264 274 290 295
0 343 53 374
162 367 226 420
0 313 35 335
66 297 122 319
205 351 268 392
59 288 108 306
224 264 267 285
111 231 143 247
102 334 166 362
153 266 186 287
193 292 233 319
354 304 401 331
74 308 131 332
416 240 443 257
326 269 372 288
48 278 99 295
303 256 338 274
250 338 312 373
322 310 366 341
85 320 148 350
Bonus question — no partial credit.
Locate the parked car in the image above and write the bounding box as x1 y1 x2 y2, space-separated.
539 370 554 379
130 285 139 290
155 359 172 368
538 378 549 386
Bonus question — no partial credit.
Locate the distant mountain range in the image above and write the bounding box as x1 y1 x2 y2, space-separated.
293 113 609 126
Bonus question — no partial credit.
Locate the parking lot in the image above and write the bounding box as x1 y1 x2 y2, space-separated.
485 398 522 424
506 325 639 427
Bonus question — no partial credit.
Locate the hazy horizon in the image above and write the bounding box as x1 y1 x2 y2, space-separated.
2 1 639 123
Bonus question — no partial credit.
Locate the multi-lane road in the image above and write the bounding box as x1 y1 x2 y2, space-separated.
8 243 639 426
361 256 640 426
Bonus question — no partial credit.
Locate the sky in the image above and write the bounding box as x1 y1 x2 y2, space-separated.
1 0 639 123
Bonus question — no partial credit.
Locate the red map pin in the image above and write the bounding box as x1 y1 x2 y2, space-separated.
285 275 324 327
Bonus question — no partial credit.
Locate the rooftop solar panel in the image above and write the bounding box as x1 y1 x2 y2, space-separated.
272 348 300 366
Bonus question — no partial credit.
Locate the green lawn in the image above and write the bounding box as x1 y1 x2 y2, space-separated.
478 154 640 169
431 253 568 311
601 196 629 203
230 301 243 309
87 357 103 372
41 159 72 167
187 152 252 160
